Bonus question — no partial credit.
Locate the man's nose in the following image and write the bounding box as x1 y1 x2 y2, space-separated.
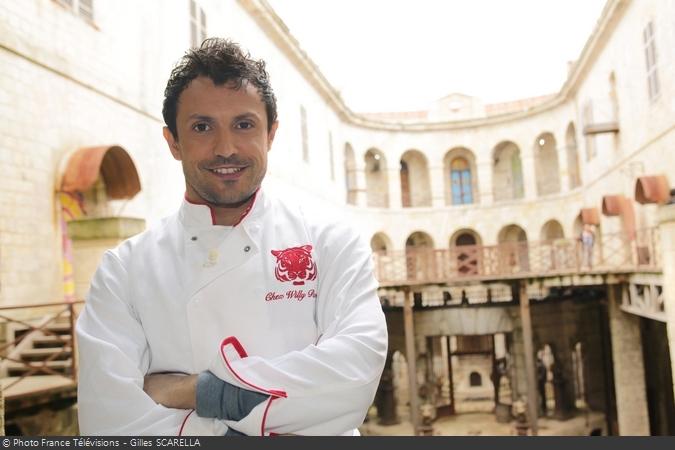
213 128 237 158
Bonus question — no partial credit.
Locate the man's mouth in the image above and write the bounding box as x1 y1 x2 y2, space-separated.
210 167 244 175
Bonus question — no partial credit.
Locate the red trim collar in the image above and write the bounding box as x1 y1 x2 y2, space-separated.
183 189 259 227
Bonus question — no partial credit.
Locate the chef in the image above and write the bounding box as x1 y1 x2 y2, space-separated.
76 38 388 436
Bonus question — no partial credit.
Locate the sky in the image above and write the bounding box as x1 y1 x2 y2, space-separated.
266 0 607 112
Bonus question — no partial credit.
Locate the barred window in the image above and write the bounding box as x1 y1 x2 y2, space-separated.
55 0 94 22
190 0 208 48
643 21 660 101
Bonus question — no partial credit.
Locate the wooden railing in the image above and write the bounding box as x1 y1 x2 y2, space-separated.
0 300 84 391
374 228 661 285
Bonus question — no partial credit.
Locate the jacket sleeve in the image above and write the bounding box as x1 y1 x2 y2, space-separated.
208 224 388 436
76 251 226 436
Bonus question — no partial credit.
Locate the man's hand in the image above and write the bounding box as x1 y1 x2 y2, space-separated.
143 373 197 409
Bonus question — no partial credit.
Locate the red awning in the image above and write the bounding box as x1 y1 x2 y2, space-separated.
61 146 141 199
635 175 670 204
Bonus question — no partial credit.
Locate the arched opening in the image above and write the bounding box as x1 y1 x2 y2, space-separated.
59 145 143 300
540 219 566 270
400 150 431 207
371 232 392 253
492 141 524 202
535 132 561 196
365 148 389 208
537 344 557 417
344 143 357 205
566 123 581 189
541 220 564 242
444 148 478 206
405 231 435 281
497 224 529 273
469 371 482 387
451 229 482 276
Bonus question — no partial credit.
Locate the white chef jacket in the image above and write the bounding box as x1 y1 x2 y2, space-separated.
76 190 388 436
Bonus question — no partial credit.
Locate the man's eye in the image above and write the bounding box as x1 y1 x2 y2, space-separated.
193 123 211 132
236 121 254 130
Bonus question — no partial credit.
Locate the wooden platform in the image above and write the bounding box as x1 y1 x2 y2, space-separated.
2 375 76 401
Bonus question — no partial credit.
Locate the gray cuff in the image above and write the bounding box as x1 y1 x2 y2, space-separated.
195 371 226 419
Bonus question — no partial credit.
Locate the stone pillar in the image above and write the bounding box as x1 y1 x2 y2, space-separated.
519 280 539 435
558 144 571 193
477 159 493 206
354 167 368 207
68 217 146 300
657 204 675 399
607 284 650 435
387 167 402 209
429 165 445 208
521 152 537 201
403 288 421 434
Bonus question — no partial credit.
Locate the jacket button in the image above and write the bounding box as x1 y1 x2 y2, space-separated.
191 236 198 241
244 245 251 252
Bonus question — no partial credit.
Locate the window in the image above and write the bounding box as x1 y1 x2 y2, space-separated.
451 158 473 204
190 0 207 48
469 372 483 387
643 21 660 101
300 106 309 162
55 0 94 21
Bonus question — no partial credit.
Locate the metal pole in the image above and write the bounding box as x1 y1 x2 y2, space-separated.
403 287 420 435
519 280 539 435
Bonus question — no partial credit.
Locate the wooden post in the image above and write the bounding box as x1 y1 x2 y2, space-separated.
403 287 420 435
519 280 539 435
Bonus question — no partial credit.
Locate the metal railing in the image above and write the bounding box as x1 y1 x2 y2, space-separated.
0 300 84 391
374 228 661 285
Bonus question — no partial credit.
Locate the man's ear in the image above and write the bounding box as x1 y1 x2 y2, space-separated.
163 127 182 161
267 121 279 152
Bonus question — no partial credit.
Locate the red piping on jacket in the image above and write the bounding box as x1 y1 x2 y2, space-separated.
261 396 277 436
219 336 287 398
178 409 194 436
183 189 259 226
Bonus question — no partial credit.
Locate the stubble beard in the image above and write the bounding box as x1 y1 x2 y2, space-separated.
185 164 265 209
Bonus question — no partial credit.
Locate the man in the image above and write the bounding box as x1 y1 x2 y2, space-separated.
76 38 387 436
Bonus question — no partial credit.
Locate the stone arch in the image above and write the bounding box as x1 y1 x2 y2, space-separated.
400 149 431 207
534 132 561 196
565 123 581 189
540 219 565 242
450 229 483 276
540 219 567 270
364 148 390 208
344 143 357 205
405 231 435 281
497 224 529 273
444 147 479 205
492 141 524 202
370 232 393 253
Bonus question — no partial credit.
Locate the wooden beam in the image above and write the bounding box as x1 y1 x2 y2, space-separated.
403 287 421 434
519 280 539 435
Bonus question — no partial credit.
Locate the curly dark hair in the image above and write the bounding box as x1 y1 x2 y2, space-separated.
162 38 278 138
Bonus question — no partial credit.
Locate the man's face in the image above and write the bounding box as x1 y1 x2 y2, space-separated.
163 76 278 207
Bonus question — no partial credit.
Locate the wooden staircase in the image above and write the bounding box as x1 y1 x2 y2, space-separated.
2 319 74 378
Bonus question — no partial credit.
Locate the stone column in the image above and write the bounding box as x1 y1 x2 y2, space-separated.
403 288 421 434
657 204 675 399
558 144 571 193
607 284 650 435
476 159 493 206
387 167 402 210
429 165 445 208
521 152 537 201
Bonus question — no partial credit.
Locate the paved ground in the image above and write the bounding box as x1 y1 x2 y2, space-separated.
360 411 607 436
